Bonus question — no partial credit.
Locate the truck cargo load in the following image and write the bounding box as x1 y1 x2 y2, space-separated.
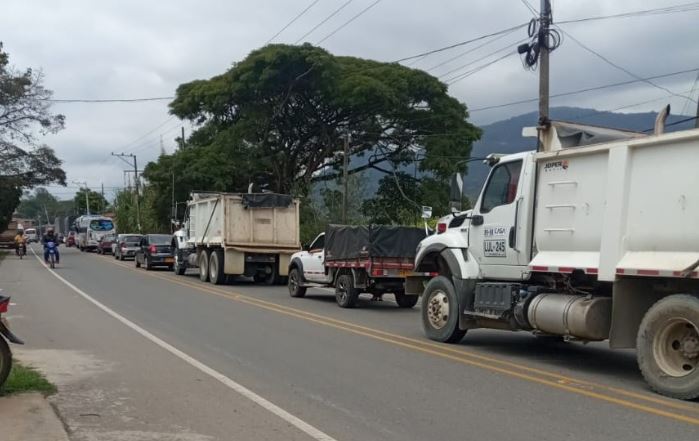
325 225 426 261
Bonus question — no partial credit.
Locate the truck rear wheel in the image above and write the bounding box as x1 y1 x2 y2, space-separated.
394 291 419 308
421 276 466 343
335 274 359 308
637 294 699 400
288 268 306 298
199 250 210 283
209 249 225 285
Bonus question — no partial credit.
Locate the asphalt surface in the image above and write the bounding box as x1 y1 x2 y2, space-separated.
3 245 699 441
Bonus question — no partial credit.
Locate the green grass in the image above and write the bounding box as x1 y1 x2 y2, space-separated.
1 361 56 396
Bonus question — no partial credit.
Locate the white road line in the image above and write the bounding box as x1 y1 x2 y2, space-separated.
30 249 338 441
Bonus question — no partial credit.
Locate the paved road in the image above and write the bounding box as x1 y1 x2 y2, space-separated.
3 245 699 441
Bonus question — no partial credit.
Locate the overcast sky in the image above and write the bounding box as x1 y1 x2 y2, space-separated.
2 0 698 200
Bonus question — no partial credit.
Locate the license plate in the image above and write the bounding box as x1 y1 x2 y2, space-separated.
164 257 174 263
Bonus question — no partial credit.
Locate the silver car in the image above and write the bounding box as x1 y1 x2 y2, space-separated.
112 234 143 261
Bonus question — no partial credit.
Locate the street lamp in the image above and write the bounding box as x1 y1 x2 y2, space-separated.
72 181 90 215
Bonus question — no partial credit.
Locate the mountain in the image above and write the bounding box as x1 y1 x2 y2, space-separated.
463 106 695 198
312 106 696 204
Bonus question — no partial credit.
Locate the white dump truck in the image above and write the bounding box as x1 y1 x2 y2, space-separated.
173 192 300 285
407 118 699 399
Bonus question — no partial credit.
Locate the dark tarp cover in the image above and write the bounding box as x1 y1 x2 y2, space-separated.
241 193 293 209
324 225 426 261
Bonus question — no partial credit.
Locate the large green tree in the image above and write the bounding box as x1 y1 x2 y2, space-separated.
0 43 66 230
73 188 108 215
143 43 480 228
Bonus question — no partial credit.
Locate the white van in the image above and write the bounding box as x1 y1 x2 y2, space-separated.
24 228 37 243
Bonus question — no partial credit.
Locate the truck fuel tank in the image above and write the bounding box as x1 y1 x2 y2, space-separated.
527 294 612 341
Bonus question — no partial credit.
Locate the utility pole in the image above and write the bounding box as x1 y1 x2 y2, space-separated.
342 133 350 224
538 0 551 128
101 182 105 213
112 153 141 233
171 169 176 232
72 180 89 215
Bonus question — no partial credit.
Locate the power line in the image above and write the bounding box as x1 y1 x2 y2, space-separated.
558 2 699 25
265 0 322 45
425 27 521 73
643 115 698 132
44 96 173 103
681 71 699 115
445 51 519 85
562 30 697 103
470 66 699 112
439 37 526 80
316 0 384 44
393 23 528 64
295 0 355 44
520 0 538 16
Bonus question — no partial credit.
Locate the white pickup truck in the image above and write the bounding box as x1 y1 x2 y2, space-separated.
407 119 699 399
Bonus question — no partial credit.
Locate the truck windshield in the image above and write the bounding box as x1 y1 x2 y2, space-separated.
90 219 114 231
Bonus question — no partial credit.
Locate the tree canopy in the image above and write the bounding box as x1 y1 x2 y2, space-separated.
140 44 480 231
0 43 66 230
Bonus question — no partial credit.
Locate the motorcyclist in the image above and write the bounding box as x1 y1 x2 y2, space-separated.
13 230 26 256
42 228 60 264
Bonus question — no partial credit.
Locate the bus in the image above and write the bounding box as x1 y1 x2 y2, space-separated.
75 215 115 251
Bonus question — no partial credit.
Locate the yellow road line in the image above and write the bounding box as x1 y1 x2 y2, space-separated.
99 255 699 425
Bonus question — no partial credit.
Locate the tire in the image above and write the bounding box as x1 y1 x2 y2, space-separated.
199 250 210 282
395 291 419 308
263 265 278 286
174 253 186 275
288 268 307 298
421 276 466 343
0 337 12 390
335 273 360 308
637 294 699 400
135 255 141 268
209 249 225 285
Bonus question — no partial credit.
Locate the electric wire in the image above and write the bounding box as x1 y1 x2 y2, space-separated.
265 0 322 45
294 0 355 44
316 0 384 44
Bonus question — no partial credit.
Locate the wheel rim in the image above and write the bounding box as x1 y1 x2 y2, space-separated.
426 290 450 330
337 278 348 304
289 271 298 293
652 317 699 378
200 256 207 278
210 255 217 280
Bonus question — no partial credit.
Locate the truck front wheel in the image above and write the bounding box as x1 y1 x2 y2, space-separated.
288 268 307 298
335 274 359 308
199 250 210 283
421 276 466 343
637 294 699 400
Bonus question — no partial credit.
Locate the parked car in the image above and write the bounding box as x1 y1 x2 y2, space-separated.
112 234 142 261
96 233 116 254
66 231 76 247
135 234 174 270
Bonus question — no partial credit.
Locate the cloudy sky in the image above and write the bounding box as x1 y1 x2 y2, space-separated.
2 0 698 200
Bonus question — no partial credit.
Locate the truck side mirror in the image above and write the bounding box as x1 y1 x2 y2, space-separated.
470 215 484 226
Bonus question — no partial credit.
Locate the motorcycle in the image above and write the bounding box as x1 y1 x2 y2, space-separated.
16 243 26 260
46 241 58 269
0 293 24 389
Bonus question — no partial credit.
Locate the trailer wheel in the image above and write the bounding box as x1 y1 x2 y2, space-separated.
263 265 278 286
637 294 699 400
335 274 359 308
199 250 210 282
421 276 466 343
288 268 306 298
394 291 419 308
209 249 225 285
